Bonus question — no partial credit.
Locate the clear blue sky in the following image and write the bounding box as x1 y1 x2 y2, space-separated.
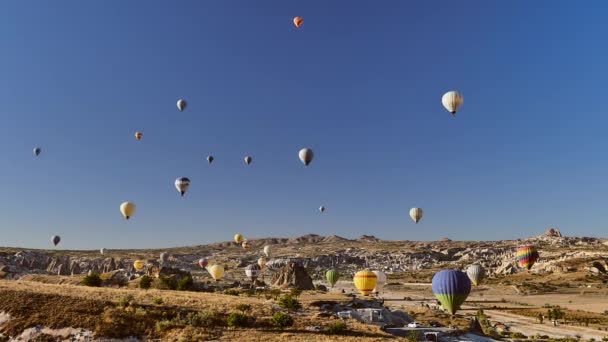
1 1 607 249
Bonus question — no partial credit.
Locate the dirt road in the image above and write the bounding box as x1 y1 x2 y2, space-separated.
484 310 607 340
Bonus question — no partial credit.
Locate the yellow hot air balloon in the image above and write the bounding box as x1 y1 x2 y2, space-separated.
133 260 144 271
120 202 136 220
353 269 377 296
234 234 244 244
208 264 225 281
258 256 267 269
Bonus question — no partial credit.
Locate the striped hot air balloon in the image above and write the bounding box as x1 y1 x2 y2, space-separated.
441 91 464 115
409 208 423 223
326 269 339 288
198 258 208 268
516 245 539 270
432 270 471 315
353 269 377 296
245 264 261 282
466 264 485 286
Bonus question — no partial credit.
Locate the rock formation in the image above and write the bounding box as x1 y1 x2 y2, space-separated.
271 262 314 290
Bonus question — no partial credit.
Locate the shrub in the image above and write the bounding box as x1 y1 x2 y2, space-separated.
82 273 103 287
159 276 178 290
235 304 251 313
278 295 302 311
227 312 250 328
188 309 225 328
177 276 193 291
118 294 135 308
152 297 163 305
512 332 527 339
139 275 152 289
270 312 294 329
406 330 423 342
224 289 241 296
155 319 183 332
326 321 348 335
289 288 302 298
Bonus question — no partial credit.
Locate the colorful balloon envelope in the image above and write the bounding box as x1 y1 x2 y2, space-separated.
353 269 377 296
516 245 539 270
466 264 485 286
134 132 143 141
208 264 224 281
120 202 136 220
432 270 471 315
133 260 145 271
293 16 303 28
326 269 339 288
198 258 208 268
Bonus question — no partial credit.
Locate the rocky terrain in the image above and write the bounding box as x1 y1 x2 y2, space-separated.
1 229 607 282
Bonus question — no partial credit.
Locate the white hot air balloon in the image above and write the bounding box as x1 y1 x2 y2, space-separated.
466 264 485 286
177 98 187 112
175 177 191 197
372 271 387 293
441 91 464 115
100 248 107 255
298 148 314 166
263 245 271 257
409 208 423 224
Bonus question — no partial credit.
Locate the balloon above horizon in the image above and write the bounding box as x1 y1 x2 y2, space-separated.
441 91 463 115
293 16 303 28
120 202 136 220
176 98 187 112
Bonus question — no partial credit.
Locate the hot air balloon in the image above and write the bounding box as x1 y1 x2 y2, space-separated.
326 269 339 288
353 269 377 296
257 256 267 269
372 271 387 294
134 132 143 141
52 235 60 246
177 98 187 112
466 264 485 286
198 258 208 268
133 260 145 271
244 156 252 165
234 234 244 244
34 147 41 156
409 208 423 224
263 245 271 257
160 252 169 263
100 248 107 255
120 202 136 220
245 264 261 282
319 206 326 213
293 16 303 28
516 245 539 270
432 270 471 315
298 148 314 166
242 240 251 250
441 91 464 115
207 156 214 164
175 177 191 197
208 264 224 281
